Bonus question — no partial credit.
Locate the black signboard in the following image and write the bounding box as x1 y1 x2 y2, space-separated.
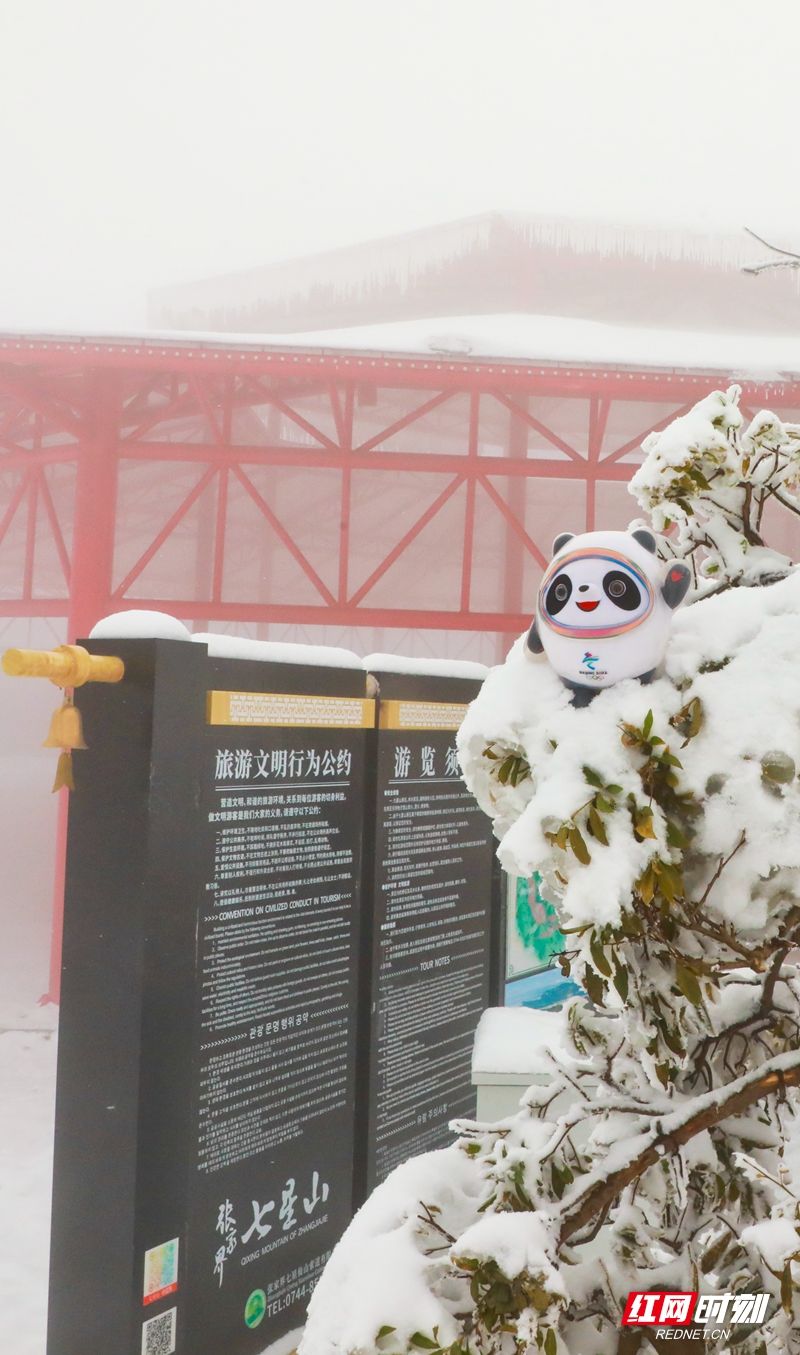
47 639 372 1355
359 669 502 1196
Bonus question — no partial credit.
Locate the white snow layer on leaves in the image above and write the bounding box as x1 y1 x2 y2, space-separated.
740 1216 800 1271
458 570 800 934
301 1149 482 1355
630 386 797 588
453 1211 565 1292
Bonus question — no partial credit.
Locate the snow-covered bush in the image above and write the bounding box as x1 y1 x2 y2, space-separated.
301 387 800 1355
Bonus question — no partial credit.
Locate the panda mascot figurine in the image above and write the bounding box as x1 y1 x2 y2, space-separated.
527 527 691 704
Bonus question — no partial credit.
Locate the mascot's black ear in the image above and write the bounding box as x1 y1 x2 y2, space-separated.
552 532 575 555
631 528 657 554
526 619 544 654
661 562 691 609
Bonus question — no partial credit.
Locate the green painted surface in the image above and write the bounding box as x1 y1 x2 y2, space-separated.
514 875 564 966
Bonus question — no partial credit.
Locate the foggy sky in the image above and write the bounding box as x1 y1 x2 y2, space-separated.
1 0 799 333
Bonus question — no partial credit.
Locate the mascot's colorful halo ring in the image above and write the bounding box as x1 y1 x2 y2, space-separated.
538 548 655 640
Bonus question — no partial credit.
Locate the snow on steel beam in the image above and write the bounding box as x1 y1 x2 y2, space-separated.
2 334 799 404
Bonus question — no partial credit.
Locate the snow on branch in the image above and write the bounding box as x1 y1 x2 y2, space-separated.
630 384 798 593
302 390 800 1355
558 1050 800 1246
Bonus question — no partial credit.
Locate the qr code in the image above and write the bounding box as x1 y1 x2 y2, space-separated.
141 1307 176 1355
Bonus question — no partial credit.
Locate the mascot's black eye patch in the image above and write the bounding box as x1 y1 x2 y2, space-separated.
545 573 572 614
603 570 641 610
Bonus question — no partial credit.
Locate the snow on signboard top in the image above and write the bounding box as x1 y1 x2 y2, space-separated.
363 652 488 680
192 633 362 669
90 609 192 640
472 1006 567 1077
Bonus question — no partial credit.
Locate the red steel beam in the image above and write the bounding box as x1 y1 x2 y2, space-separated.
348 474 464 607
3 335 799 405
38 470 72 585
491 390 585 462
478 475 549 569
117 441 640 479
232 465 337 606
111 465 218 600
22 471 38 600
108 598 537 631
354 389 455 453
211 466 228 603
601 400 698 465
0 472 29 550
460 392 479 611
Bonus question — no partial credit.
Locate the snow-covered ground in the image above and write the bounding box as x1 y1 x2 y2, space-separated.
0 1009 58 1355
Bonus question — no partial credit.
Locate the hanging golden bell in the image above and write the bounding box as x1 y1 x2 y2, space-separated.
43 696 88 751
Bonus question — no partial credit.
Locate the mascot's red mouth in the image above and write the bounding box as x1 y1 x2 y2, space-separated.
577 600 599 612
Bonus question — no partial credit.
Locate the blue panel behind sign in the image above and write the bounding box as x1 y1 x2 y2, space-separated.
504 875 583 1010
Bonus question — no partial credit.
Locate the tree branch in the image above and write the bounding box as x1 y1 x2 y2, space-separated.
558 1051 800 1245
742 227 800 273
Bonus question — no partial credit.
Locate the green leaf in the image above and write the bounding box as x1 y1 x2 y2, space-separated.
666 819 688 849
497 756 513 785
568 826 591 865
604 783 623 796
659 1020 685 1057
410 1335 439 1350
781 1261 793 1314
675 962 702 1007
376 1327 397 1341
612 959 629 1001
544 1329 557 1355
699 1232 730 1275
587 805 609 845
582 765 604 788
595 794 615 813
643 709 654 738
584 966 606 1007
636 865 657 905
634 806 657 841
659 862 684 902
660 750 683 768
590 934 612 977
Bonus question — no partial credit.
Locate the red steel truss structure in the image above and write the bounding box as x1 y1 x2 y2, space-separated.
2 331 799 661
3 331 800 1002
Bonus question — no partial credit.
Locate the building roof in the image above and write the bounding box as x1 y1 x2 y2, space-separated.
147 211 800 338
2 311 799 388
